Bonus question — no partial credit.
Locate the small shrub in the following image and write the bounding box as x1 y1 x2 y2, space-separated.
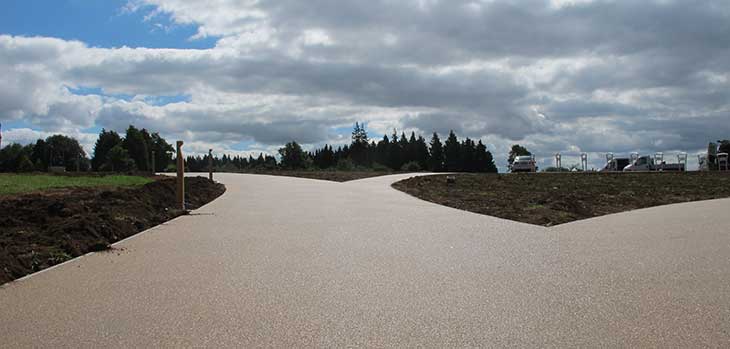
17 155 35 173
336 159 355 171
403 161 421 172
371 162 390 172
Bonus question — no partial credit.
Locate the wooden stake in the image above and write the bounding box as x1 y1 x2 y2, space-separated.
208 149 213 181
176 141 185 211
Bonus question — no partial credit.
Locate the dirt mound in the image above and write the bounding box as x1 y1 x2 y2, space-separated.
0 176 225 285
393 172 730 227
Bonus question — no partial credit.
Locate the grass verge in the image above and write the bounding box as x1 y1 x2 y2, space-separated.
0 174 153 196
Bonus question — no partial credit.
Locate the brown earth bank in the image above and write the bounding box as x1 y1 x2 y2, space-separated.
0 177 225 285
393 172 730 227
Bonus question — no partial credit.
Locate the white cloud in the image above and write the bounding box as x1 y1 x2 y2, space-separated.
1 1 730 167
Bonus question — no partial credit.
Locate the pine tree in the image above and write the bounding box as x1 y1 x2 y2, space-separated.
388 129 402 170
461 138 476 172
350 122 370 166
428 132 444 171
92 129 122 171
123 125 149 171
405 132 418 164
415 135 429 170
375 135 389 167
474 140 497 173
444 130 461 171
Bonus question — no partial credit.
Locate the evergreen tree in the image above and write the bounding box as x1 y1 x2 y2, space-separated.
350 122 370 166
461 138 476 172
123 125 149 171
92 129 122 171
375 135 389 166
279 141 308 169
415 135 429 170
428 132 444 171
444 130 461 171
388 129 402 169
397 132 408 169
474 140 498 173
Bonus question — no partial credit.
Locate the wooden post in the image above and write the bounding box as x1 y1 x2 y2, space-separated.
208 149 213 181
176 141 185 211
151 151 156 174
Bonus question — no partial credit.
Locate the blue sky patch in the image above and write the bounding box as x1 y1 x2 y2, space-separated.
0 0 217 49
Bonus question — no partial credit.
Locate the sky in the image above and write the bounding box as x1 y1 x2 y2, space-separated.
1 0 729 171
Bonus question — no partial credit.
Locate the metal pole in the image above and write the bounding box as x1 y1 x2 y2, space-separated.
208 149 213 181
176 141 185 211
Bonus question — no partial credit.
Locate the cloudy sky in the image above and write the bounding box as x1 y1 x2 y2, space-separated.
1 0 729 170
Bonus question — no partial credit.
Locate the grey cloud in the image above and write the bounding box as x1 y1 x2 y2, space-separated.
2 0 730 163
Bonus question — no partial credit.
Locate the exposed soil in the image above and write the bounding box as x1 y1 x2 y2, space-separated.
232 170 394 182
0 176 225 285
393 172 730 227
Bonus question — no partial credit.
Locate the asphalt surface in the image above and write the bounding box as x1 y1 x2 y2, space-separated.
1 173 729 347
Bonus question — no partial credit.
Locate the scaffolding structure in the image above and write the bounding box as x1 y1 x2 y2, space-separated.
719 153 729 171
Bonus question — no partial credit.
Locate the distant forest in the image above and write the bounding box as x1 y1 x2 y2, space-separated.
3 123 729 173
186 123 498 173
0 123 497 173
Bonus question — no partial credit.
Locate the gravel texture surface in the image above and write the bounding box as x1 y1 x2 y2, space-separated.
1 173 728 347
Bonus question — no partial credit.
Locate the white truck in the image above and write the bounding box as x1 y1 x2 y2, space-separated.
623 155 685 172
600 157 630 172
509 155 537 172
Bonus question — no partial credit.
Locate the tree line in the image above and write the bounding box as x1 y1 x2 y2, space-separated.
185 124 499 173
277 123 498 172
8 121 721 174
0 125 174 173
0 123 497 173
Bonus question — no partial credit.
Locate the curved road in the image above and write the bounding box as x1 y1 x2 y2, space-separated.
1 173 729 347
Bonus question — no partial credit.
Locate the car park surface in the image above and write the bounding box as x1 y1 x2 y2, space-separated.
1 173 728 347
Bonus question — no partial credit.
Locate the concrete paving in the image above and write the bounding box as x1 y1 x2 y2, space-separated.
1 173 728 347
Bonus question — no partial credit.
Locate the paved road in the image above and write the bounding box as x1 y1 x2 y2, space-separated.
1 173 729 347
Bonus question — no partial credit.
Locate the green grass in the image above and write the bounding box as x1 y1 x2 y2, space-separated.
0 174 154 195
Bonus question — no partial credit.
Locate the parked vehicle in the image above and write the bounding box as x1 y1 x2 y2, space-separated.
510 155 537 172
600 157 630 172
623 155 685 172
